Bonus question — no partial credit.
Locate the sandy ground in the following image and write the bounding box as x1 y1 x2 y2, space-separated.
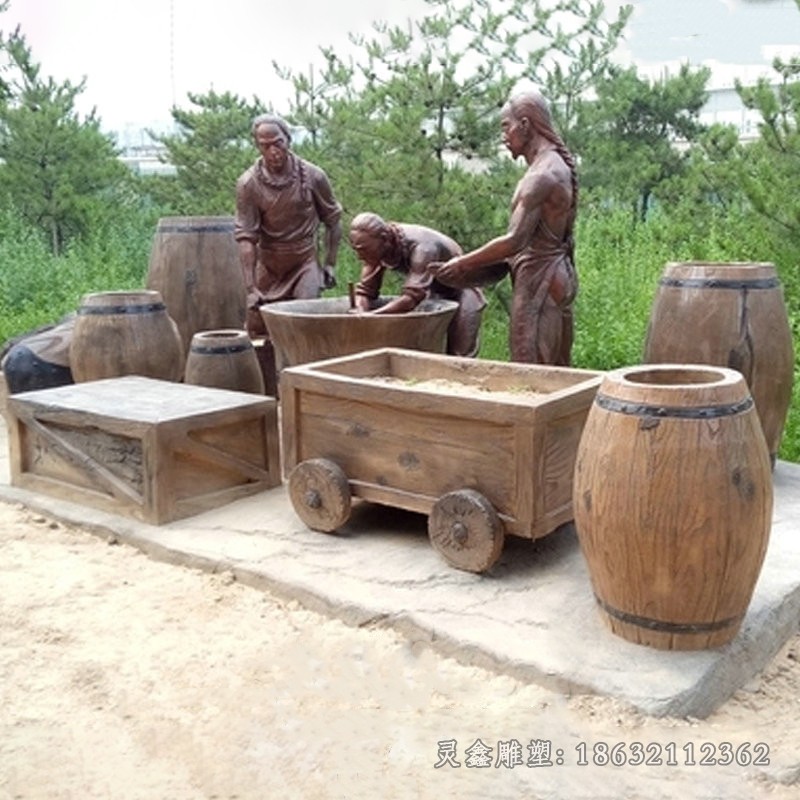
1 499 798 800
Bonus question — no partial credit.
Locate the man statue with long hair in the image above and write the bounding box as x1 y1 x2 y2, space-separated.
430 89 578 366
235 114 343 337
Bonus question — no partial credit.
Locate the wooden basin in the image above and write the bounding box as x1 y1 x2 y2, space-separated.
260 296 458 369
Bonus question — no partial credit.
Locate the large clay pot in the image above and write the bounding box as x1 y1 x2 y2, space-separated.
643 261 794 463
70 290 185 383
260 296 458 371
184 329 265 394
573 364 773 651
146 216 247 356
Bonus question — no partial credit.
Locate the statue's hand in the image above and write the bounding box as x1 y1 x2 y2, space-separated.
246 289 264 310
429 258 465 288
322 265 337 290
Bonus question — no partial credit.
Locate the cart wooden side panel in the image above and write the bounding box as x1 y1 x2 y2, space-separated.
280 349 602 541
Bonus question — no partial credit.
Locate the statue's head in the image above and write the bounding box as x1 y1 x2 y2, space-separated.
501 90 555 158
349 212 389 266
252 114 292 172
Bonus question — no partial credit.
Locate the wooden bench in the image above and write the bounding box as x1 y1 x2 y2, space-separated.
6 376 281 523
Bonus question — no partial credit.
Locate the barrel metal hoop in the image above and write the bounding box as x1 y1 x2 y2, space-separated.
595 595 742 634
595 394 753 419
659 277 779 290
78 303 167 315
190 343 251 355
157 224 234 233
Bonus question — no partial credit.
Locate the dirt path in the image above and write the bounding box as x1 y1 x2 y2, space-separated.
1 499 798 800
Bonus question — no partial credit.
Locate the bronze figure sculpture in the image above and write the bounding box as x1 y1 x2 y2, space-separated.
235 114 343 337
430 90 578 366
348 213 485 357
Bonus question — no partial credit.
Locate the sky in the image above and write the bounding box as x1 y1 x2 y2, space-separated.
4 0 800 138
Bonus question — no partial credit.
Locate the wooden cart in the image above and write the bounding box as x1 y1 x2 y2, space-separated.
280 348 603 572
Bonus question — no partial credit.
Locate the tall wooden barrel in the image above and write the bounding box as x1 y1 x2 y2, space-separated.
146 216 247 356
643 261 794 463
573 364 773 650
70 290 185 383
184 329 265 394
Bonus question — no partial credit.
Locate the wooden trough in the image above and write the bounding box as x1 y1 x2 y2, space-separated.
260 296 458 370
280 348 603 572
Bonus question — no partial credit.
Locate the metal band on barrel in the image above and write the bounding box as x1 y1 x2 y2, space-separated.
659 277 779 290
78 303 167 315
156 224 234 233
190 343 251 355
595 394 753 419
595 595 742 634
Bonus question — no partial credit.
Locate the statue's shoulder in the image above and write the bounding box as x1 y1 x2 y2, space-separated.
298 157 331 183
236 159 261 189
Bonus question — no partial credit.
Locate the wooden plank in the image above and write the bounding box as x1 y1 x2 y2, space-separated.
294 390 519 517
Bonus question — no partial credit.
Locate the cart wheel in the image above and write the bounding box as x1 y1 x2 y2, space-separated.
288 458 351 533
428 489 505 573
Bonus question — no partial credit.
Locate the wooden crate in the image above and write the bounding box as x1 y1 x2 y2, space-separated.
281 348 603 568
7 376 280 523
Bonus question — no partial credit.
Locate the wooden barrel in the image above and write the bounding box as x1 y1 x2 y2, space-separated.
573 364 773 650
70 290 185 383
1 316 75 394
643 261 794 463
184 329 265 394
146 216 247 356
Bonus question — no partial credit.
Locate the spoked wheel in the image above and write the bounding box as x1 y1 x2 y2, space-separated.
287 458 351 532
427 489 505 573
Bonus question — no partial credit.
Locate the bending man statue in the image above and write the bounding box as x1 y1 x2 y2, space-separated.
235 113 343 337
430 90 578 366
348 213 485 357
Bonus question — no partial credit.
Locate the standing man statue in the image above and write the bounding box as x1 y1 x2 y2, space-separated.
430 89 578 366
235 113 343 337
348 212 486 357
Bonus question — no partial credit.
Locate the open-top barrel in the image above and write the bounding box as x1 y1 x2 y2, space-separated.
184 329 265 394
70 290 184 383
573 364 773 650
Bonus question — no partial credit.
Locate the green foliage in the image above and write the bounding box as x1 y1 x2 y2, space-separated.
278 0 631 245
577 63 711 221
0 202 156 346
0 26 128 255
522 0 634 147
735 46 800 253
145 90 267 215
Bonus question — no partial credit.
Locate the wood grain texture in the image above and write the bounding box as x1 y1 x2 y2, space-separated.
184 330 265 395
7 377 280 524
287 458 351 532
145 216 247 356
644 262 794 461
281 348 602 551
573 365 773 650
70 291 185 384
428 488 505 572
260 297 457 369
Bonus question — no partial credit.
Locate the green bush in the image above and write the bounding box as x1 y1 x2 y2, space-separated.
0 202 158 346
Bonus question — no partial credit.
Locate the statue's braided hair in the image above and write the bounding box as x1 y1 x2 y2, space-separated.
507 91 578 214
